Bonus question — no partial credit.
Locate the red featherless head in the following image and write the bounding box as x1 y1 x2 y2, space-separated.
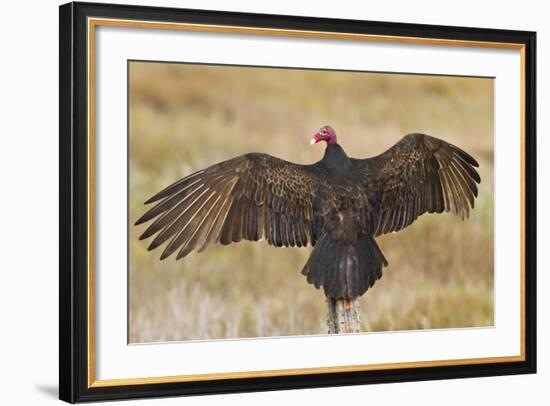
311 125 337 145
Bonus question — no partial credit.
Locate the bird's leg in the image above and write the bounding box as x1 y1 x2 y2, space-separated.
326 296 361 334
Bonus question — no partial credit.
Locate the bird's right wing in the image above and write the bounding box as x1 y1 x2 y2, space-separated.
352 133 481 236
135 153 325 260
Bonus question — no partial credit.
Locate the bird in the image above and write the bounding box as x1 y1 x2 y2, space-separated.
135 125 480 300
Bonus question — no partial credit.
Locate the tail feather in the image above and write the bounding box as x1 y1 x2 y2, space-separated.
301 233 388 299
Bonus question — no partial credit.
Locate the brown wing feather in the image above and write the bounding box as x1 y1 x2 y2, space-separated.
352 133 481 236
135 153 323 260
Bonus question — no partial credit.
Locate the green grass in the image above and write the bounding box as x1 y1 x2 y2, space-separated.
128 62 494 343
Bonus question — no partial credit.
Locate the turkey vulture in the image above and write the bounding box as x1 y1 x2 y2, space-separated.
135 126 480 299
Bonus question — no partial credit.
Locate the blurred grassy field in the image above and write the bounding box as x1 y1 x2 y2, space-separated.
129 61 494 343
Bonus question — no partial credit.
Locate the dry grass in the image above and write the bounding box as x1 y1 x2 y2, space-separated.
128 62 494 343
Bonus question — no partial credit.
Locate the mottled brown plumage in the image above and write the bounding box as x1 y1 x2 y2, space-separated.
136 126 480 299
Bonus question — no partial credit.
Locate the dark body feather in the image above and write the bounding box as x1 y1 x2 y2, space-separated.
136 132 480 299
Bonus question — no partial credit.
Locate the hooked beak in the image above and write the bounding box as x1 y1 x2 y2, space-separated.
310 133 321 145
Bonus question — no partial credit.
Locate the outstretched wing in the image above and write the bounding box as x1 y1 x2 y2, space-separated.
135 153 324 260
352 133 481 236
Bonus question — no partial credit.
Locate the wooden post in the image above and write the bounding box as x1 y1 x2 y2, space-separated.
326 297 361 334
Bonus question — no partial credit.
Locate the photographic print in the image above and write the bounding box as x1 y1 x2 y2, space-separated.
129 62 494 343
60 3 535 401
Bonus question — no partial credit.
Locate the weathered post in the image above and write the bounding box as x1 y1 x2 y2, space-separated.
326 297 361 333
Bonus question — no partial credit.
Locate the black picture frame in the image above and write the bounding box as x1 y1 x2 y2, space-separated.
59 1 537 403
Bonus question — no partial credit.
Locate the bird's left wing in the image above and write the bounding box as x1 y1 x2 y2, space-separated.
352 133 481 236
135 153 325 260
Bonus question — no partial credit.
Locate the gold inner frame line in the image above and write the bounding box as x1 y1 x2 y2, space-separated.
87 17 527 388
